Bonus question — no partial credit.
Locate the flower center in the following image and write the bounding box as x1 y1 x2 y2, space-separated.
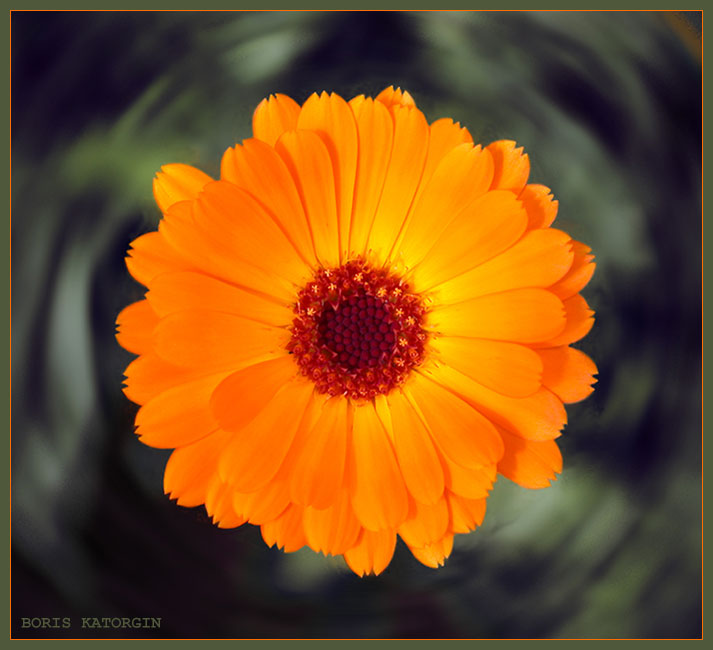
288 259 428 400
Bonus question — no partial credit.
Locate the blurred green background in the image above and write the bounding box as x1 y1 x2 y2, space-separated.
11 10 701 639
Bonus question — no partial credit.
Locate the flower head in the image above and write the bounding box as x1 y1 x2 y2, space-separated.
116 87 597 576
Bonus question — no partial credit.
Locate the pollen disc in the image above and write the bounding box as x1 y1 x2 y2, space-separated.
288 259 428 400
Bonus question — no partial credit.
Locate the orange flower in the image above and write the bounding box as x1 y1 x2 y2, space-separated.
116 87 597 576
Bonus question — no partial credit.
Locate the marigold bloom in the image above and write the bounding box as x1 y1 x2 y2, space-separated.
116 87 597 576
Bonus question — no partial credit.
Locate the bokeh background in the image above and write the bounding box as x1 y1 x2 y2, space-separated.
11 10 701 639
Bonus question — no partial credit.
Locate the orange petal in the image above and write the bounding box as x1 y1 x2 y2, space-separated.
290 396 349 509
153 309 287 371
406 373 504 468
441 457 496 499
116 300 159 355
433 337 543 398
520 184 558 229
396 144 494 268
430 288 566 344
408 533 454 569
123 352 215 406
366 105 429 257
411 190 527 293
125 232 192 288
158 199 294 303
549 240 596 300
425 118 473 174
533 294 595 348
163 429 233 507
375 86 416 109
135 371 230 448
348 98 394 256
153 163 213 214
372 393 394 438
447 492 487 533
487 140 530 193
298 91 358 260
398 496 449 548
230 410 328 525
387 390 445 505
348 400 409 531
210 355 299 432
232 477 291 526
348 94 366 113
205 477 245 529
496 426 562 489
218 378 315 492
191 181 308 290
423 363 567 442
303 489 361 556
252 93 301 146
407 117 474 213
344 529 397 576
220 138 317 267
261 503 307 553
275 130 341 267
537 346 598 403
428 228 574 301
147 270 293 327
